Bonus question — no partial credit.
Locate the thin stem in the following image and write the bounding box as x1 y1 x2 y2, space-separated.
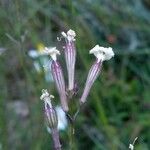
51 128 61 150
69 122 76 150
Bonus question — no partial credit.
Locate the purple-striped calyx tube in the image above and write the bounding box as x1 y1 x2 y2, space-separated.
44 47 69 112
40 89 61 150
61 29 76 91
40 89 58 129
80 45 114 104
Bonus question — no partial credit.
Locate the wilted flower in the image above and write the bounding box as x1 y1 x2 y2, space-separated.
80 45 114 104
40 89 61 150
40 89 58 129
61 29 76 91
44 47 68 112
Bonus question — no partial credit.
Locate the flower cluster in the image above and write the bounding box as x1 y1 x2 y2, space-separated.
42 29 114 108
40 29 114 150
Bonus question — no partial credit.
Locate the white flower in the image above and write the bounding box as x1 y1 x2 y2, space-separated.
61 29 76 42
44 47 60 61
55 106 67 130
129 144 134 150
89 45 114 62
28 50 40 58
40 89 54 109
129 137 138 150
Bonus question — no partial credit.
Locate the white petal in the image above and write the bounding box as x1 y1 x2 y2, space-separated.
28 50 39 58
56 106 67 130
61 32 67 38
61 29 76 42
67 29 76 37
44 47 60 61
40 89 54 109
89 45 114 62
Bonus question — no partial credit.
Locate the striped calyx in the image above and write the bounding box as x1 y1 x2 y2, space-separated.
80 45 115 104
40 89 58 129
51 61 69 112
61 29 76 91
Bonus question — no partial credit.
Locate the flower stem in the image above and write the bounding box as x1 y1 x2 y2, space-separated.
69 121 76 150
51 128 61 150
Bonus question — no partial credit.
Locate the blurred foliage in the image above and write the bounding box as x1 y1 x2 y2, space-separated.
0 0 150 150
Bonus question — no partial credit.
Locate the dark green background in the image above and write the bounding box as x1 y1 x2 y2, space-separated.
0 0 150 149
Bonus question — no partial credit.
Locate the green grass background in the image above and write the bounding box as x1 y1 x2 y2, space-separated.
0 0 150 149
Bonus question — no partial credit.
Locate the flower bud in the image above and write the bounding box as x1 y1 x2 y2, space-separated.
61 29 76 91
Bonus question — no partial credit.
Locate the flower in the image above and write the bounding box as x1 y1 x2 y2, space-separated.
28 45 54 82
61 29 76 91
44 47 60 61
56 106 67 130
41 89 61 150
61 29 76 43
80 45 114 104
89 45 114 62
129 144 134 150
40 89 58 129
129 137 138 150
44 47 68 112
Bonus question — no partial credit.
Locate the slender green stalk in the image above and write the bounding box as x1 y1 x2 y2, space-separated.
68 121 76 150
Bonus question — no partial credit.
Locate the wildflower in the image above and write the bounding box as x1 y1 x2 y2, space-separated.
28 44 53 82
80 45 114 104
56 106 68 130
61 29 76 91
40 89 58 129
40 89 61 150
44 47 60 61
44 47 69 112
129 137 138 150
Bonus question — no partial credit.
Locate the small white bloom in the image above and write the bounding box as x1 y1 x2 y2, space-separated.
89 45 114 62
28 50 40 58
61 29 76 42
40 89 54 109
56 106 67 130
28 49 53 82
44 47 60 61
129 137 138 150
129 144 134 150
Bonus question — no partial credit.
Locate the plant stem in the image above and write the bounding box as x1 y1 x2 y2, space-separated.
51 128 61 150
69 122 76 150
